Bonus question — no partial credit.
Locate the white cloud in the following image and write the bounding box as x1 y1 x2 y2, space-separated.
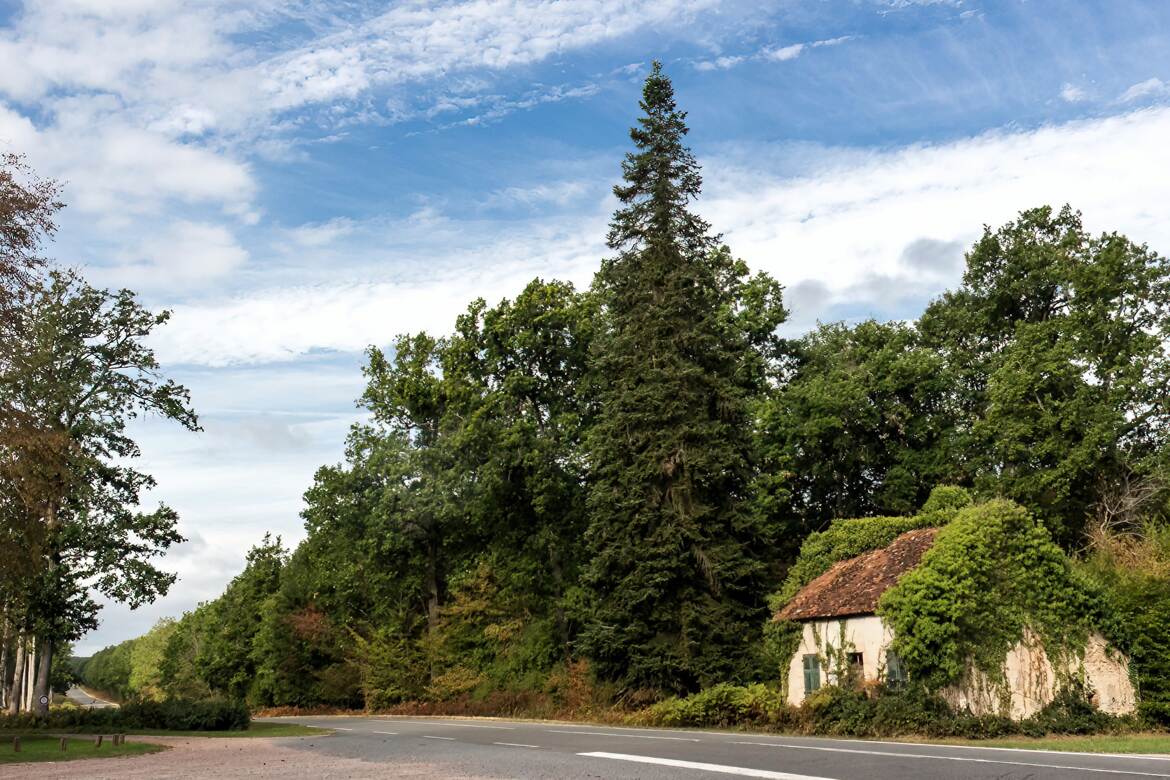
701 107 1170 327
695 55 747 72
1060 83 1087 103
145 106 1170 365
763 43 806 62
261 0 717 113
91 220 249 291
1119 77 1169 103
484 180 592 208
0 99 255 220
286 217 357 248
697 36 853 71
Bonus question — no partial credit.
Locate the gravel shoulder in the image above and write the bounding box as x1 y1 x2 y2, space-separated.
0 733 490 780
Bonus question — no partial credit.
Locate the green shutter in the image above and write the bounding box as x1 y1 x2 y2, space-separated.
802 654 821 693
886 651 907 685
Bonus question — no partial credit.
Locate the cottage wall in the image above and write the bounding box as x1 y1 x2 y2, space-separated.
785 616 894 707
939 630 1136 719
786 620 1137 719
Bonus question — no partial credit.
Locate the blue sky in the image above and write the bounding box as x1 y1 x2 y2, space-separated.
2 0 1169 653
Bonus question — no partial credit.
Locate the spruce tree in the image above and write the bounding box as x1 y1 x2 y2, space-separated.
580 62 777 692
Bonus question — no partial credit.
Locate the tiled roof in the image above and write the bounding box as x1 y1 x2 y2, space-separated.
774 527 939 622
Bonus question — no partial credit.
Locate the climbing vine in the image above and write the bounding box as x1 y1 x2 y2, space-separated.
878 499 1105 693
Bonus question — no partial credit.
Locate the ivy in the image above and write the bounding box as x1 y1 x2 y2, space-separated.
878 499 1104 691
767 486 972 612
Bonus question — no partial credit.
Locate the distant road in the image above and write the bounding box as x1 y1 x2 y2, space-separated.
267 714 1170 779
65 686 118 708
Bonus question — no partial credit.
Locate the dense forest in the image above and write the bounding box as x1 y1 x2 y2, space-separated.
31 65 1170 728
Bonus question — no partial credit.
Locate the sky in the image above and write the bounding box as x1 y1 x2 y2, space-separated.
1 0 1169 654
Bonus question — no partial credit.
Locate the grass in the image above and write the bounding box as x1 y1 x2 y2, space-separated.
124 722 327 738
914 733 1170 754
0 735 166 764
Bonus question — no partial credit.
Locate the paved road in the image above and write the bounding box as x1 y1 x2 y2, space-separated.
65 686 118 708
268 715 1170 779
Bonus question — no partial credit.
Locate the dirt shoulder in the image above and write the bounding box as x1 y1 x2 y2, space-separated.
0 734 485 779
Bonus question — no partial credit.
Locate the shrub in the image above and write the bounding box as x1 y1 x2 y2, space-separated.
638 684 793 729
799 685 876 736
0 697 249 732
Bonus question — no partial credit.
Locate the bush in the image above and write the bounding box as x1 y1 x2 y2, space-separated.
800 685 876 735
0 697 249 732
632 681 1137 739
640 684 793 729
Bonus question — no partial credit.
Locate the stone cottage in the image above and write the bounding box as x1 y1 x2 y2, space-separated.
774 528 1136 719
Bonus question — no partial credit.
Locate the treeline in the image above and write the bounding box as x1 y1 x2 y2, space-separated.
85 64 1170 720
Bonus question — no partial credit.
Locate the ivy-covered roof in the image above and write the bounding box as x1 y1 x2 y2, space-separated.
774 528 938 621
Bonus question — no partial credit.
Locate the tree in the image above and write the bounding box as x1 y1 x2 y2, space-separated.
0 153 62 713
579 62 787 692
195 535 286 701
756 320 960 539
0 269 198 713
920 206 1170 544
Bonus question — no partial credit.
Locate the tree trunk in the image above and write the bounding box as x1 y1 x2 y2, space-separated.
425 543 441 637
0 621 8 710
32 636 51 716
7 640 24 715
23 636 34 711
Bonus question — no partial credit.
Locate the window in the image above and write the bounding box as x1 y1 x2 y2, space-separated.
802 654 821 693
886 651 907 686
848 652 865 683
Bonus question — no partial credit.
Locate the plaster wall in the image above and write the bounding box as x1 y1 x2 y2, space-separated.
785 616 894 707
940 630 1137 719
786 620 1136 719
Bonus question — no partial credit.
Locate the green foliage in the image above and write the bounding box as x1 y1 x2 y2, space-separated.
77 638 135 699
879 499 1102 691
0 697 248 732
646 683 791 728
194 535 287 703
632 682 1135 738
920 205 1170 544
579 61 788 693
756 321 961 537
1079 522 1170 725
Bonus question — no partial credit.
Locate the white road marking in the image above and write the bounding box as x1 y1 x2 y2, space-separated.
333 727 353 731
422 735 456 741
732 741 1170 777
494 742 540 748
548 729 700 742
417 721 515 730
848 737 1170 761
372 731 398 735
578 752 837 779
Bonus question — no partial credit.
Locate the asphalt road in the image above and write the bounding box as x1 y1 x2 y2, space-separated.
65 686 118 708
268 715 1170 779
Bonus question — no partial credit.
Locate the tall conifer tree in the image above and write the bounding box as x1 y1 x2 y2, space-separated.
580 63 777 691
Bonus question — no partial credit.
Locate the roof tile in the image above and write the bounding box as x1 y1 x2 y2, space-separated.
774 527 938 621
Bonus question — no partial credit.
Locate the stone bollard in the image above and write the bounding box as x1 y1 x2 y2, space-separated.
60 736 67 752
95 734 103 748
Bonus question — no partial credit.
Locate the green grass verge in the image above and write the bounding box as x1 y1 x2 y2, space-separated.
123 722 328 738
0 735 165 764
916 733 1170 754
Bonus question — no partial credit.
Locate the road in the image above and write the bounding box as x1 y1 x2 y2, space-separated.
65 686 118 708
269 714 1170 779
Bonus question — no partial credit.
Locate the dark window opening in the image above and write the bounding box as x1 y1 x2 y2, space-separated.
802 654 821 693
